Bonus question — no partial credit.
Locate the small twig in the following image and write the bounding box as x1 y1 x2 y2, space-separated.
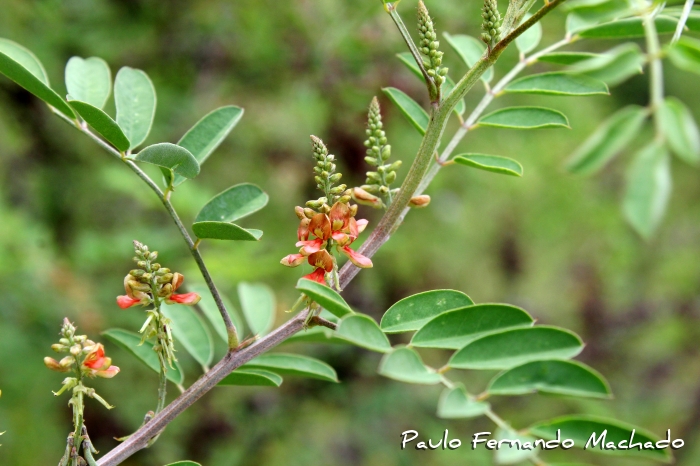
308 316 338 330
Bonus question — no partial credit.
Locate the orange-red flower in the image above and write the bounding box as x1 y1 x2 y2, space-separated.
83 344 120 378
165 292 201 305
281 201 373 283
303 250 334 283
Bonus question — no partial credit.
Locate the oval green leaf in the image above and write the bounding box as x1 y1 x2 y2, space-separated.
570 43 644 86
379 290 474 333
283 326 345 345
515 16 542 54
443 33 493 82
537 52 601 65
0 38 49 82
192 222 262 241
378 347 441 385
188 283 244 343
528 416 672 462
478 107 570 129
164 462 202 466
65 56 111 109
449 326 584 370
623 142 672 240
102 328 184 385
243 353 338 382
115 66 156 150
659 97 700 166
566 105 647 175
453 154 523 177
504 72 608 96
134 143 200 178
382 87 429 135
437 386 490 419
195 183 268 223
335 314 391 353
578 16 679 39
68 100 130 152
238 281 276 336
218 369 282 387
296 278 354 318
161 304 214 370
0 40 76 119
488 360 612 399
411 304 534 349
668 37 700 75
167 106 245 187
380 289 474 333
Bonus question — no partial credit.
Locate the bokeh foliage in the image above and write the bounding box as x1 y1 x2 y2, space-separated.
0 0 700 465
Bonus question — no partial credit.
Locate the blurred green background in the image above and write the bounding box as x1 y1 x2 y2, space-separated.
1 0 699 465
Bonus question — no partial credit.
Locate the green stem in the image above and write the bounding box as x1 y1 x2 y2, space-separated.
339 0 566 287
643 5 664 138
156 364 168 415
53 112 239 348
672 0 695 43
386 4 438 100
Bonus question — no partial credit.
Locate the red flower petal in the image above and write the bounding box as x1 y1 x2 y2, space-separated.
116 295 141 309
167 292 201 305
83 344 107 370
295 238 324 255
340 246 373 268
303 268 327 284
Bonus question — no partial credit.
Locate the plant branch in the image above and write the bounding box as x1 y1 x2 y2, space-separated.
97 308 311 466
339 0 566 286
672 0 695 43
53 112 239 347
385 2 437 98
94 2 566 463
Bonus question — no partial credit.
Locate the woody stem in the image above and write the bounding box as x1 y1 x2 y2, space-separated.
53 112 239 349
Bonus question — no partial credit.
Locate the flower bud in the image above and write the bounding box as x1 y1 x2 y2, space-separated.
349 204 358 217
130 269 146 278
151 263 161 271
157 273 174 284
159 283 173 297
171 272 184 291
303 208 316 219
59 338 70 346
51 344 67 353
70 345 82 356
352 187 383 208
295 206 306 220
409 195 431 208
59 356 75 369
44 357 70 373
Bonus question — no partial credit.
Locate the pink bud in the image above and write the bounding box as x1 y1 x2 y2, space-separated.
116 295 141 309
44 357 70 373
166 292 201 305
409 195 431 208
281 254 306 267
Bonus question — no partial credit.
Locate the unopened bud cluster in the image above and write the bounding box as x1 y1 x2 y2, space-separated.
417 1 448 87
44 319 118 409
117 241 200 368
481 0 502 49
309 135 352 212
117 241 200 309
357 97 401 208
